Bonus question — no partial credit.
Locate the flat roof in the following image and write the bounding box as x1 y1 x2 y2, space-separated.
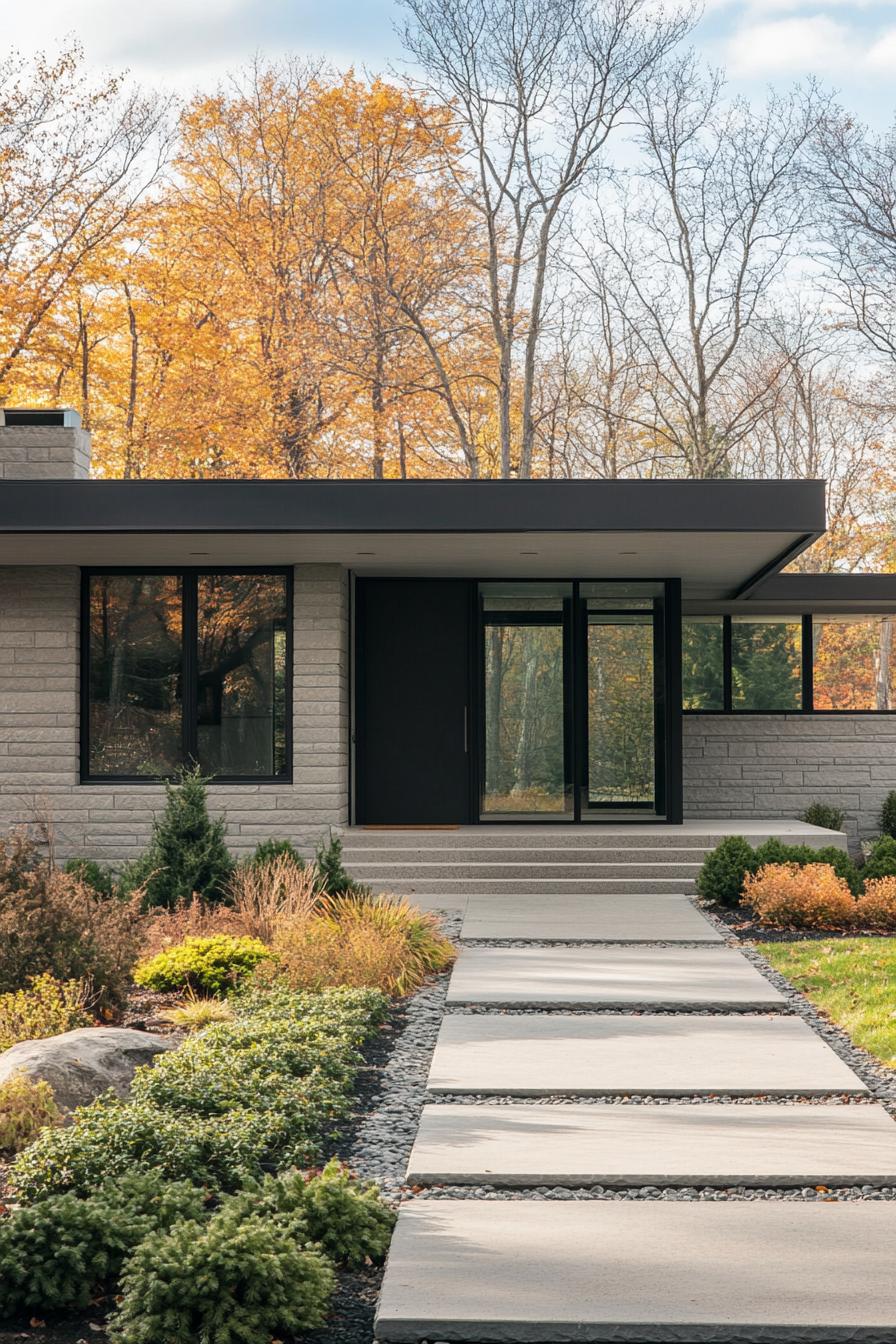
0 477 827 600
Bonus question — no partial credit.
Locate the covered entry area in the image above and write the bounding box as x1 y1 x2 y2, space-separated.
355 577 682 825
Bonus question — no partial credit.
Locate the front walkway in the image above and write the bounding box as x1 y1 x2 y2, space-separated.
375 891 896 1342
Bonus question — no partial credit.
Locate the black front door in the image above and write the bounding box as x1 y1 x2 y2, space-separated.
354 579 472 824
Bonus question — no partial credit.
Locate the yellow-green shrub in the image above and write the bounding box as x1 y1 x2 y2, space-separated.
0 973 92 1051
0 1073 61 1153
742 862 856 930
134 935 271 996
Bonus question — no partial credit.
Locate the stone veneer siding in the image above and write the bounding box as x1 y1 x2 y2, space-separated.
0 425 91 479
0 562 350 863
683 714 896 846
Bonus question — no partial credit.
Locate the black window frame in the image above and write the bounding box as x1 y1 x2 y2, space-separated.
80 566 293 784
683 612 896 715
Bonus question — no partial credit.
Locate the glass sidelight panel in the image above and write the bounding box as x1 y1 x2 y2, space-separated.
481 585 571 816
586 614 656 809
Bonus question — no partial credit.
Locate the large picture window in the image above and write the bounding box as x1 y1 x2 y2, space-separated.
84 570 290 781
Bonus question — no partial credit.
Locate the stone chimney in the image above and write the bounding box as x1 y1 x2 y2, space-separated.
0 408 91 480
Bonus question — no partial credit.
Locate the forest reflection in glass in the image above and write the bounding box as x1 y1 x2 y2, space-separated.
482 622 567 814
197 574 288 777
587 615 655 805
682 617 724 710
89 574 183 775
731 617 801 710
813 615 896 710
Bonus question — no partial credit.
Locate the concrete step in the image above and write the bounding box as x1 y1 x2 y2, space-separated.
407 1102 896 1188
460 891 722 942
445 946 785 1010
344 831 724 851
343 846 712 865
427 1013 868 1097
349 862 703 882
359 877 696 895
375 1200 896 1342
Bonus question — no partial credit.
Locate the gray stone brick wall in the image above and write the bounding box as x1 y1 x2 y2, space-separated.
0 563 350 864
0 426 91 479
683 714 896 846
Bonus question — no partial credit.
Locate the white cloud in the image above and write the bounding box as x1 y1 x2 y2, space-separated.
866 26 896 69
725 15 858 76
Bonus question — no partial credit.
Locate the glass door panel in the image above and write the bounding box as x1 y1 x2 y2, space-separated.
481 587 571 817
586 614 656 812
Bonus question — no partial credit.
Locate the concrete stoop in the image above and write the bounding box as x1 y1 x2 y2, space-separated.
374 1201 896 1342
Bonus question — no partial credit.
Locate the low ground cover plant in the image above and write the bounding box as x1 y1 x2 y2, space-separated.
9 985 387 1201
758 938 896 1067
0 1074 61 1154
133 934 271 995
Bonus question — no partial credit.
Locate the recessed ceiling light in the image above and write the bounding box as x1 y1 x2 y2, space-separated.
189 551 210 556
520 550 539 556
619 550 638 556
356 551 376 556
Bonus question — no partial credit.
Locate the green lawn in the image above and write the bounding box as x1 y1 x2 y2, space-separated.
759 938 896 1068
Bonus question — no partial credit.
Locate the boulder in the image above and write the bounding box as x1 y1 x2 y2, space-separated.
0 1027 176 1113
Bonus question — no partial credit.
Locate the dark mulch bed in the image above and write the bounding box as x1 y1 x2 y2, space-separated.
0 996 409 1344
707 902 895 943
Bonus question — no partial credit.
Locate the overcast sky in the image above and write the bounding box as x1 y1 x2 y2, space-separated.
6 0 896 127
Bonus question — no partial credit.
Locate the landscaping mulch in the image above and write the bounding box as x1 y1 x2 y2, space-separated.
706 902 893 943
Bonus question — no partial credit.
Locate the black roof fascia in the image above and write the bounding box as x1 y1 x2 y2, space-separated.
749 573 896 603
0 478 827 536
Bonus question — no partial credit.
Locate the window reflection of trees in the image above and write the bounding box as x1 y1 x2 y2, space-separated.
483 623 565 813
587 620 654 805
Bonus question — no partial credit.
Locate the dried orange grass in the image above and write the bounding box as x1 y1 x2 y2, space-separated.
141 896 245 957
743 862 856 930
226 855 323 944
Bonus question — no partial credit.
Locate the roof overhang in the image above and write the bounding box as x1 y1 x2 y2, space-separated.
0 478 827 601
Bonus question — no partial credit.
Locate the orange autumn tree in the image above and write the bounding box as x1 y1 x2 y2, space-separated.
315 75 491 478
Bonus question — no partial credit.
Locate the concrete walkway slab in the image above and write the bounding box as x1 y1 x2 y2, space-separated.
446 945 785 1009
460 891 722 942
374 1200 896 1342
407 1102 896 1186
427 1014 868 1096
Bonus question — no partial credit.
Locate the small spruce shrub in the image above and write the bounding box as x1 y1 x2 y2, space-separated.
861 835 896 884
315 832 357 896
296 1159 396 1268
854 876 896 930
881 791 896 840
695 836 756 907
0 1170 206 1317
742 863 856 930
801 803 845 833
0 973 92 1051
63 857 117 900
248 837 305 870
134 934 271 995
0 1073 60 1154
124 766 234 909
111 1207 334 1344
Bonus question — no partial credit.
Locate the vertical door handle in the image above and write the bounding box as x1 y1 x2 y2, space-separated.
464 706 469 753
